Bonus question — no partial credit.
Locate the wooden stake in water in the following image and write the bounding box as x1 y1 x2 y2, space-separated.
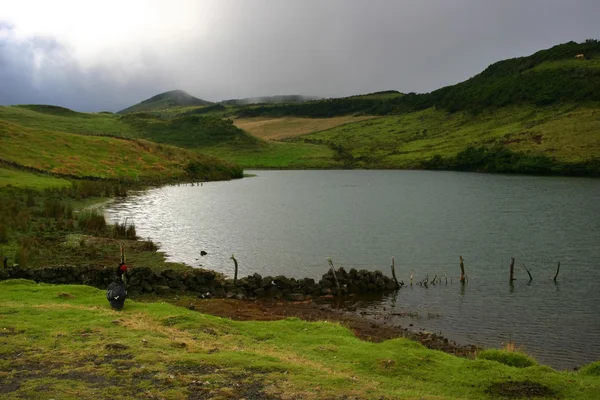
522 263 533 282
509 258 516 283
230 254 238 283
327 258 341 295
459 256 466 283
554 261 561 282
391 257 400 290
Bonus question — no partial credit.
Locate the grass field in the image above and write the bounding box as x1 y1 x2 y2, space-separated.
199 140 340 168
0 106 139 138
233 116 375 140
0 120 210 180
0 280 599 399
292 103 600 168
0 168 71 190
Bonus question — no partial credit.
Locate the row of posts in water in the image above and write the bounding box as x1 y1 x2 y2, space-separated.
223 254 564 296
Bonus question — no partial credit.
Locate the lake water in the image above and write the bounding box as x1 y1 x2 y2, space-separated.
105 170 600 369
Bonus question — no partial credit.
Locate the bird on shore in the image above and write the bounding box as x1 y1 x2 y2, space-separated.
106 263 128 311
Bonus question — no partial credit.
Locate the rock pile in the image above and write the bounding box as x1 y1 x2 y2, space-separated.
0 264 401 300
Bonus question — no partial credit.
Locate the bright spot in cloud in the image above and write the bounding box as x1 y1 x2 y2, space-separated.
1 0 217 65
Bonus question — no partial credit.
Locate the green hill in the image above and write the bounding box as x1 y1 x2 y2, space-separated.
418 40 600 112
0 106 243 187
118 90 213 114
213 40 600 173
3 40 600 175
235 40 600 118
0 104 332 171
288 104 600 172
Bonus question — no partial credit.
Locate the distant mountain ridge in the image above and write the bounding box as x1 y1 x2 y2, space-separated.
220 95 320 106
236 40 600 117
118 90 213 114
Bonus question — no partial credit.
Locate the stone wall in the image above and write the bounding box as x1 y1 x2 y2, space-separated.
0 265 401 300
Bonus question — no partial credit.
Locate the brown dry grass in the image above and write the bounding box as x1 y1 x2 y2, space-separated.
233 116 377 140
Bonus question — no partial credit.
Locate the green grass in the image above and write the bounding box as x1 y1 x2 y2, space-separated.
531 58 600 71
200 140 341 168
477 349 538 368
0 279 598 399
349 90 404 100
0 105 139 138
0 118 241 182
0 168 71 190
292 103 600 168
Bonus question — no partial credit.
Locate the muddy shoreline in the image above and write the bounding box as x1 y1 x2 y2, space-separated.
155 295 480 359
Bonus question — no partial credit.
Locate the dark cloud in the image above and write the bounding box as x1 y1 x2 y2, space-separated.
1 0 599 112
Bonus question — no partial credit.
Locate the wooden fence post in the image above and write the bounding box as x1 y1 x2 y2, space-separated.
509 258 515 283
327 258 341 295
522 263 533 282
230 254 238 283
391 257 400 289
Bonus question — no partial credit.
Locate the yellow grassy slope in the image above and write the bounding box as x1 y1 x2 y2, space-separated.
233 116 375 140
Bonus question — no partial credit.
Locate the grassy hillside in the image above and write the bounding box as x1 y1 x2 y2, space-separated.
419 40 600 113
0 117 242 184
221 94 320 105
347 90 404 100
289 104 600 170
233 40 600 118
0 104 337 170
233 116 375 140
118 90 213 114
1 279 599 400
200 140 340 168
0 168 72 190
3 40 599 174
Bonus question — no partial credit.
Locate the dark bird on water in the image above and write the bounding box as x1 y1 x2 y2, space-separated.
200 251 207 256
106 263 128 311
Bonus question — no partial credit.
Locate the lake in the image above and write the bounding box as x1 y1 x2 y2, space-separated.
104 170 600 369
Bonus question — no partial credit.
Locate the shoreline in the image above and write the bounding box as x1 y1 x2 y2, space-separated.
137 294 480 359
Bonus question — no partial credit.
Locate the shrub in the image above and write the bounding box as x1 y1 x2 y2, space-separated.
477 349 537 368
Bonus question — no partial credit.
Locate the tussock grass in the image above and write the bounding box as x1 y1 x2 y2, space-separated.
0 185 190 272
77 210 107 233
0 280 599 399
580 361 600 376
477 349 538 368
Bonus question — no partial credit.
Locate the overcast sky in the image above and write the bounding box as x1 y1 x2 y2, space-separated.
1 0 598 112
